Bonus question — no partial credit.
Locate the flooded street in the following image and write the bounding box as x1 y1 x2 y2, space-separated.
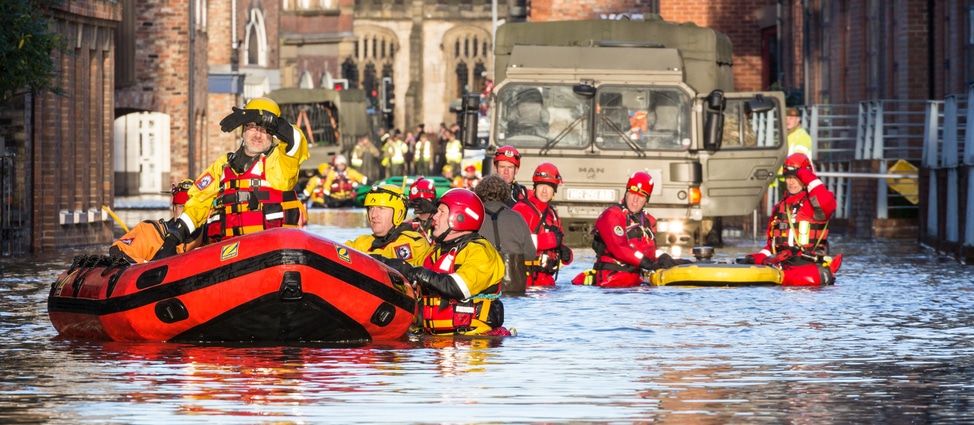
1 224 973 423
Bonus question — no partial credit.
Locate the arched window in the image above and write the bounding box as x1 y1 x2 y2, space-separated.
347 26 398 108
299 70 314 88
243 7 268 66
443 26 492 103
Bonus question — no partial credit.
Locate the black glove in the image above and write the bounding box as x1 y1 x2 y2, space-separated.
408 267 466 300
552 227 565 247
736 256 755 264
656 253 678 269
219 107 261 132
558 244 573 263
266 115 297 151
371 255 414 276
153 219 189 260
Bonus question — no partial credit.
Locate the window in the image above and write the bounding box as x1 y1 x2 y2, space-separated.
719 99 782 149
595 86 691 151
443 26 491 104
495 84 591 150
243 7 268 66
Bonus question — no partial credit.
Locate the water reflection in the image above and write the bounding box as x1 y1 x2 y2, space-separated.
1 232 973 422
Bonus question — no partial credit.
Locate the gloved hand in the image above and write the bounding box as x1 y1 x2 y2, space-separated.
371 255 413 276
219 107 261 132
745 252 766 265
558 244 573 265
265 115 297 151
154 218 190 260
737 255 755 264
655 253 678 269
407 267 465 299
762 249 793 266
795 167 818 186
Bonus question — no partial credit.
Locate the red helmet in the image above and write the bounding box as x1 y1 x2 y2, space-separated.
409 177 436 201
782 152 813 176
437 188 484 232
493 145 521 168
626 171 654 199
532 162 562 186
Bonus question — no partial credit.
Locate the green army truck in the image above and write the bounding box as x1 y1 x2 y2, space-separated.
481 18 788 252
266 87 372 168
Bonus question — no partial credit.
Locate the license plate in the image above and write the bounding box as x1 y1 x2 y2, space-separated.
565 188 617 202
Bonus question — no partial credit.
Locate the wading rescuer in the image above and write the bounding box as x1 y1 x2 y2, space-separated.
513 162 572 286
159 97 309 252
376 189 510 336
408 177 438 240
492 145 528 206
573 171 685 288
109 179 202 263
743 153 842 281
346 185 431 266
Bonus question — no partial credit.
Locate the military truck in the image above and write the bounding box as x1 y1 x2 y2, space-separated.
266 87 372 168
476 18 788 252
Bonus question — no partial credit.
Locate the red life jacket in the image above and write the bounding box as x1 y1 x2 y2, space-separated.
419 242 501 335
768 191 829 256
206 156 302 241
593 204 657 273
328 171 356 200
518 196 563 276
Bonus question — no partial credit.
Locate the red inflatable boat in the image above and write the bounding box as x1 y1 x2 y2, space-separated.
48 228 416 344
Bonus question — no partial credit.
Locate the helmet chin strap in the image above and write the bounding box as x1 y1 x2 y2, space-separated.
432 225 453 244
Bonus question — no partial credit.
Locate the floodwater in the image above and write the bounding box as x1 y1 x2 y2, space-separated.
1 223 973 423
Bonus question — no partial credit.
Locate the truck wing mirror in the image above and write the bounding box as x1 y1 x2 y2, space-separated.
461 93 481 148
703 90 725 151
745 95 775 114
573 83 596 98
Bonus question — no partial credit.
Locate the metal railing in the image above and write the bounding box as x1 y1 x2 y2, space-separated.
1 153 28 256
922 85 973 250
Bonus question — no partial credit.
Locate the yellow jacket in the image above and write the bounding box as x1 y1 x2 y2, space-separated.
179 125 309 232
346 225 432 267
427 235 505 298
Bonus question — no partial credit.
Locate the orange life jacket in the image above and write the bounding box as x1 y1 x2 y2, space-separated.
206 157 302 242
418 243 500 335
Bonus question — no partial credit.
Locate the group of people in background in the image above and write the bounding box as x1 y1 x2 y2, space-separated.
108 100 838 336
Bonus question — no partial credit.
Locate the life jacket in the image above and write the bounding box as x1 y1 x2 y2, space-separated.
768 191 829 256
444 139 463 163
521 197 563 276
328 171 356 200
206 156 302 242
419 239 502 335
593 204 656 273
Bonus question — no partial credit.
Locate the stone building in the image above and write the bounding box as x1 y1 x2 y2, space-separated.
346 0 518 130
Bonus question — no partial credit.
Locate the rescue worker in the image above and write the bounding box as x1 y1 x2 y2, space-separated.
475 175 537 293
745 153 838 269
161 97 309 249
772 107 816 190
109 179 202 263
443 130 463 176
461 164 481 190
442 164 462 188
512 162 572 287
573 171 681 288
376 189 510 336
492 145 528 206
351 135 382 183
413 132 433 176
321 154 368 208
407 177 438 239
302 163 331 208
382 131 408 177
346 185 431 266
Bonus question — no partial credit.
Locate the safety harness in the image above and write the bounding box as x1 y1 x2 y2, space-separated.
419 235 503 335
205 156 302 242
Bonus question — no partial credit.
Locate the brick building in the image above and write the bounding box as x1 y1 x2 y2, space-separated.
115 0 209 189
0 1 121 253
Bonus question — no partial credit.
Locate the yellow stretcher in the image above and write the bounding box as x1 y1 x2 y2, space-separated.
649 263 783 287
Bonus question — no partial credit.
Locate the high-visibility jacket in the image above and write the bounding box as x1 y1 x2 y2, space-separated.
414 139 433 162
418 233 505 335
444 138 463 164
346 223 431 267
322 168 367 200
179 125 309 234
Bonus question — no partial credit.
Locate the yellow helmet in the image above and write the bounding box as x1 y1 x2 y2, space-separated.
243 97 281 117
364 184 407 227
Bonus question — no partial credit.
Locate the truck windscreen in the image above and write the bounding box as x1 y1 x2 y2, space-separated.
595 86 691 151
494 85 591 150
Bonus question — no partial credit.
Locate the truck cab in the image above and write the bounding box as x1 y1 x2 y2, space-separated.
483 19 787 252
